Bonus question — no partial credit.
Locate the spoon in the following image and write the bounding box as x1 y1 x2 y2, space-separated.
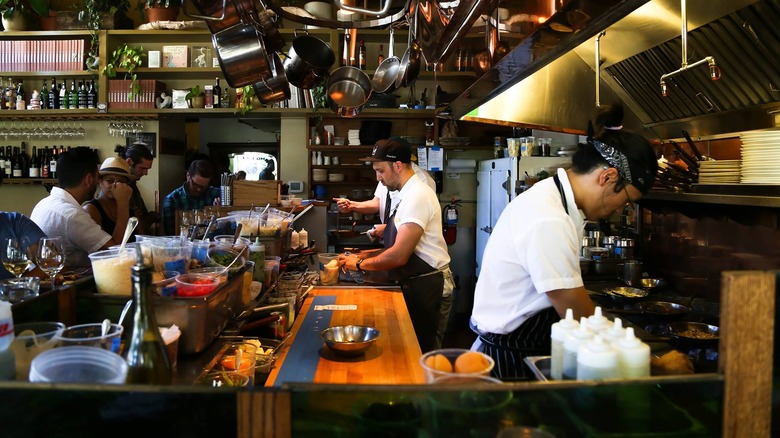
118 299 133 327
100 318 112 337
118 217 139 252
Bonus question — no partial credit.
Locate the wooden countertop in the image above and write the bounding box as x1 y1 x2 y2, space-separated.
265 286 424 386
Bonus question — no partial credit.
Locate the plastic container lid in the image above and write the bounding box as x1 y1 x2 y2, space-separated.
249 237 265 252
29 346 128 384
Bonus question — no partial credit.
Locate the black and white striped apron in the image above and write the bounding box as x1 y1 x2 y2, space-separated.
472 174 570 380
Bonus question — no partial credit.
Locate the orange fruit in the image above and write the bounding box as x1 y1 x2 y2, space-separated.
454 351 490 374
424 353 453 373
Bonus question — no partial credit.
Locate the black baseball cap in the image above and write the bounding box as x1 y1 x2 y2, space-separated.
361 137 412 163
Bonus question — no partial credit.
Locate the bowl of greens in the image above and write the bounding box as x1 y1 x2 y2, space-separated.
206 246 246 277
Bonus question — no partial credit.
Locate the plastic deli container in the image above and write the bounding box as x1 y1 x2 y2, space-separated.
89 248 136 295
29 346 128 384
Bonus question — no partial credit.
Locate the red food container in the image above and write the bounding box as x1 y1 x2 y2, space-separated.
175 274 220 297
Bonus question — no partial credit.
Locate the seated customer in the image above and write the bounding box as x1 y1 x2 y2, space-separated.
83 157 134 243
162 159 220 235
0 211 48 280
30 147 119 269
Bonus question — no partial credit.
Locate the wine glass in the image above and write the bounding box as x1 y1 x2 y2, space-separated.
36 237 66 290
2 237 32 279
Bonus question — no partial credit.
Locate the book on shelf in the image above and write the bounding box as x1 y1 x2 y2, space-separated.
0 39 85 72
162 45 189 68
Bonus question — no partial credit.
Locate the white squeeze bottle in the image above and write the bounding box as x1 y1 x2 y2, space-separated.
290 230 300 249
587 306 610 334
601 317 626 346
577 335 618 380
615 327 651 378
550 308 579 380
0 301 16 380
562 317 593 380
299 228 309 249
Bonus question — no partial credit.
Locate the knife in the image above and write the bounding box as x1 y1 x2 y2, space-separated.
669 140 699 170
681 130 706 161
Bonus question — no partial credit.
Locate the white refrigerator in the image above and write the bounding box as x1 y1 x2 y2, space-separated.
476 156 572 277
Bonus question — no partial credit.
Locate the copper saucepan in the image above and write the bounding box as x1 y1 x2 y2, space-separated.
283 29 336 90
252 52 291 105
327 66 372 118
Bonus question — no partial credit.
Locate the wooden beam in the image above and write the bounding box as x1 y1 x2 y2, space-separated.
720 270 775 438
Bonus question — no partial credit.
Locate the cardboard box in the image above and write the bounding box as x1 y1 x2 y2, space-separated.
232 180 281 206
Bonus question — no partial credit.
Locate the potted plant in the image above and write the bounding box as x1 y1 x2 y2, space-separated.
186 85 204 108
102 43 145 100
136 0 179 23
0 0 47 30
78 0 130 70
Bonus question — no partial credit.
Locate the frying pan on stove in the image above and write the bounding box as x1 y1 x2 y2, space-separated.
644 321 720 348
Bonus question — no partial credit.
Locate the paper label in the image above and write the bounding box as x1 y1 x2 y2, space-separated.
314 305 358 311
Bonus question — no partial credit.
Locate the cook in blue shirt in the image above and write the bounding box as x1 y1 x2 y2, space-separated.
162 160 220 235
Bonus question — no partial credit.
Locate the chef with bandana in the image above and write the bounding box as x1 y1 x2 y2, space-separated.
469 104 660 380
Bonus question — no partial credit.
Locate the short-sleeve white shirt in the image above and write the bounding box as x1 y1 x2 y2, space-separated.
30 187 112 269
470 168 586 334
375 163 436 223
392 173 450 270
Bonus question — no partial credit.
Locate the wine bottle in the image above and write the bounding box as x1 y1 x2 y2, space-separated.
125 259 173 385
11 147 22 178
77 82 87 109
49 147 57 179
15 80 25 105
87 80 97 109
68 79 78 110
213 77 221 108
41 147 50 178
49 78 59 110
0 148 5 178
358 40 366 70
220 87 230 108
377 44 385 65
19 143 30 178
59 81 67 110
40 80 49 110
4 146 11 178
455 45 463 72
29 146 40 178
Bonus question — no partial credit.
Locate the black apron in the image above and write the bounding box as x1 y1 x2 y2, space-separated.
383 206 443 353
473 175 570 380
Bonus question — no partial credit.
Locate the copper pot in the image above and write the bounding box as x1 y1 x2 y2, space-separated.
212 23 273 88
283 29 336 90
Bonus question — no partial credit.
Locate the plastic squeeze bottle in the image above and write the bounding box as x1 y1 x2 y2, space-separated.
0 301 15 380
587 306 610 334
249 238 266 284
577 335 618 380
550 308 579 380
562 317 593 380
600 317 626 345
290 230 300 249
299 228 309 249
615 327 651 378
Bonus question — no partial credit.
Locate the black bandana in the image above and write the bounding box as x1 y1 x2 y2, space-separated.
589 138 633 185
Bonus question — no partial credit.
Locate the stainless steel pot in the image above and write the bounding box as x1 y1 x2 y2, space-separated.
327 66 372 117
372 27 400 93
283 29 336 90
212 23 273 88
252 52 290 104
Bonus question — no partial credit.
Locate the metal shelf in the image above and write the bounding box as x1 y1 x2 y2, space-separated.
644 189 780 208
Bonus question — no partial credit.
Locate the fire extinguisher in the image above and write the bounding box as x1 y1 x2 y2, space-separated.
443 198 461 245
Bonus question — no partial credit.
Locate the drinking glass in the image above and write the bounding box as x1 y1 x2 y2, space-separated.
36 237 66 290
2 237 32 279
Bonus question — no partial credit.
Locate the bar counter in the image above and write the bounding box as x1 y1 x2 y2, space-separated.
266 286 424 386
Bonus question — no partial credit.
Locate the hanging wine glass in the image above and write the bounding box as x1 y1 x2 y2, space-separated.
2 237 32 279
36 237 66 290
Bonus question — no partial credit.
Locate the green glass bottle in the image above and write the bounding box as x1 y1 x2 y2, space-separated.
125 256 173 385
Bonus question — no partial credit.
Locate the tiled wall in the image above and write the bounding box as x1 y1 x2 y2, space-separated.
640 207 780 302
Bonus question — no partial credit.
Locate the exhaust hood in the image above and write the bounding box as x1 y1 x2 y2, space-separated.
448 0 780 139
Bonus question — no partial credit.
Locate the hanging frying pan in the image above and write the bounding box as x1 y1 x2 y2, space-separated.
395 12 422 89
372 27 401 93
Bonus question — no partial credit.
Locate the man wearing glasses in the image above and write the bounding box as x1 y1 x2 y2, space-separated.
162 159 220 235
469 104 659 381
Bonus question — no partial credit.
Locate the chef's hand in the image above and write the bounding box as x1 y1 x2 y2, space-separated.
651 350 694 375
333 197 353 213
338 252 360 272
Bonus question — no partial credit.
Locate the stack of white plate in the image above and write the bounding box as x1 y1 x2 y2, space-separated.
698 160 741 184
348 129 361 146
740 130 780 184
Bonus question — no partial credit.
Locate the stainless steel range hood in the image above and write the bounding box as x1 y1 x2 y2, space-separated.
448 0 780 140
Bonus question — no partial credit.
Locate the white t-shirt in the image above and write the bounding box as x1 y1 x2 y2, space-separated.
375 163 436 223
470 168 586 334
392 173 450 270
30 187 112 269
